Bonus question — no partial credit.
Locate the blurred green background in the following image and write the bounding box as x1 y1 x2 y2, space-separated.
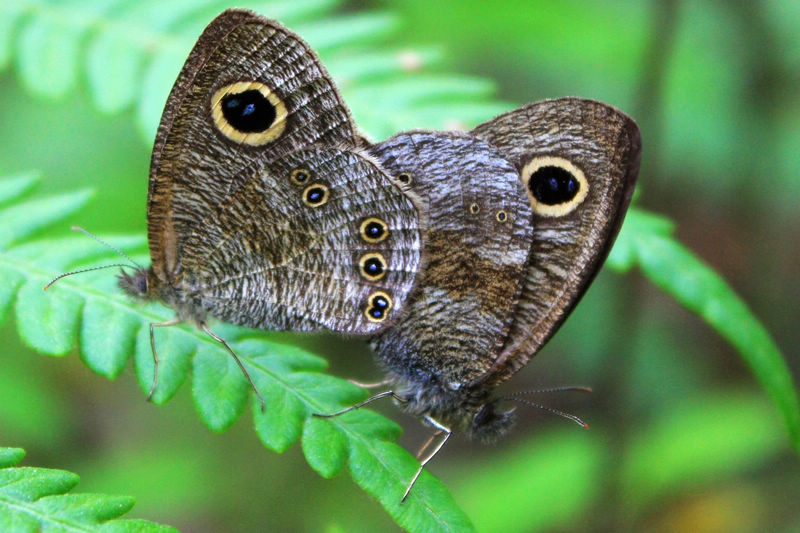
1 0 799 531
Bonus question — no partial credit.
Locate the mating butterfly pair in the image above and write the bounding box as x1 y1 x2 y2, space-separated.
109 9 639 498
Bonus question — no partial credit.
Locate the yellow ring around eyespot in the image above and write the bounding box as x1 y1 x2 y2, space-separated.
210 81 288 146
397 172 412 185
364 290 394 323
302 183 330 207
359 252 388 281
521 156 589 217
496 210 508 222
290 167 312 185
359 217 389 243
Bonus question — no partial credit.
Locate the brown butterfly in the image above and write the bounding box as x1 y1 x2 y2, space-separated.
363 104 639 495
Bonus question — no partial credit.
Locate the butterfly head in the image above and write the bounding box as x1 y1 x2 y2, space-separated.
458 387 591 441
400 380 589 441
118 267 156 300
399 378 516 442
469 399 516 442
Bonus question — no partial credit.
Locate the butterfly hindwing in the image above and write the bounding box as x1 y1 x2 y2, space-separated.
367 131 533 386
180 147 423 335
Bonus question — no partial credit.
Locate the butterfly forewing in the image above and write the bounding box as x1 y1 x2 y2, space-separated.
147 10 359 285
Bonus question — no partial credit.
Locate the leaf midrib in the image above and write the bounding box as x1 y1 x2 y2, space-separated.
0 493 101 533
0 249 459 529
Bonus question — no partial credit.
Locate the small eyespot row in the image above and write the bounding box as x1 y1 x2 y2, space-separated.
302 183 329 207
359 252 387 281
470 203 509 221
290 167 311 185
359 217 389 243
364 291 393 323
397 172 412 185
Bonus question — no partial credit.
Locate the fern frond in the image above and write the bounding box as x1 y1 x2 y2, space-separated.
0 447 176 532
0 178 475 532
609 210 800 451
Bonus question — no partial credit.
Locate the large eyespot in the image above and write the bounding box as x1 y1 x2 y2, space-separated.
359 217 389 243
359 252 387 281
521 156 589 217
290 168 311 185
364 291 393 323
303 184 329 207
211 81 288 145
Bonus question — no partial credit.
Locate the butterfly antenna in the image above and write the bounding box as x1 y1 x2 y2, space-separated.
43 263 136 291
507 397 590 429
44 227 144 291
505 386 593 396
71 225 142 270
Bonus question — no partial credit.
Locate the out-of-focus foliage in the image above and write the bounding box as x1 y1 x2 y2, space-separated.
0 447 177 532
0 0 798 531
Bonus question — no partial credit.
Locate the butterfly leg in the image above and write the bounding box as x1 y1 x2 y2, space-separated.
147 318 182 401
347 378 392 389
402 416 451 502
200 323 266 413
312 390 406 418
414 429 442 460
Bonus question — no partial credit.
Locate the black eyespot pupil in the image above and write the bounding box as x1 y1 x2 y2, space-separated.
498 212 506 221
221 89 276 133
295 171 308 182
364 258 384 275
366 222 384 238
372 296 389 309
398 173 410 184
306 187 325 204
529 165 580 205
